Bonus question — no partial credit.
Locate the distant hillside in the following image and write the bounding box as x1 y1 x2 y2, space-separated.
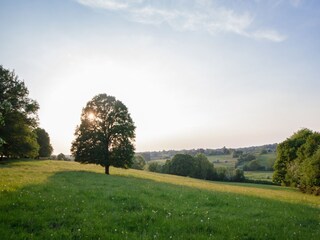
137 143 277 161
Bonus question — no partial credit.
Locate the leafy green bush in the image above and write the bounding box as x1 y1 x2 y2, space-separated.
273 128 320 194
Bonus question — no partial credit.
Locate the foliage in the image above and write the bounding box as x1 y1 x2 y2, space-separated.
193 153 216 180
71 94 135 174
57 153 67 161
131 155 146 170
236 153 256 167
148 153 244 182
166 154 197 177
273 128 320 194
0 66 39 158
243 160 265 171
34 128 53 158
148 162 163 173
299 149 320 195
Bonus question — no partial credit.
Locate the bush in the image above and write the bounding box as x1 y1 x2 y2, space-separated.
131 155 146 170
213 167 245 182
148 162 162 173
243 160 265 171
299 149 320 195
273 129 320 194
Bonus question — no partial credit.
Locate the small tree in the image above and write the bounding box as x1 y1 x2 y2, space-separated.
168 154 196 177
71 94 135 174
57 153 67 161
34 128 53 158
131 155 146 170
148 162 162 173
194 153 215 179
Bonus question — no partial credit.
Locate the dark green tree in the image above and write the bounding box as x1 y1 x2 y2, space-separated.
168 154 196 177
71 94 136 174
148 162 162 173
0 66 39 159
131 155 146 170
57 153 67 161
193 153 215 179
34 128 53 158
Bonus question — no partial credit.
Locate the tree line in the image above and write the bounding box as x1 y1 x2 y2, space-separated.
0 66 52 159
149 153 245 182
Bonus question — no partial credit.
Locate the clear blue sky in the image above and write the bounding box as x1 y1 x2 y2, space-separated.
1 0 320 154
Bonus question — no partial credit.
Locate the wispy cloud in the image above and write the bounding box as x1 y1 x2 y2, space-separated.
75 0 287 42
252 29 287 42
76 0 129 10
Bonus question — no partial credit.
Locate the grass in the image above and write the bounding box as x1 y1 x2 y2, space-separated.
0 159 319 239
206 155 237 168
255 153 276 169
244 171 274 182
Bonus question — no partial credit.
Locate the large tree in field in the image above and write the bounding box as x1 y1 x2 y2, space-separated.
0 65 39 159
34 128 53 158
71 94 136 174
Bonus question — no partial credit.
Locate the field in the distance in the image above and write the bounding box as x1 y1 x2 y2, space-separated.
0 160 319 239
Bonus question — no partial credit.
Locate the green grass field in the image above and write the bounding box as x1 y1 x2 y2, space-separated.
255 153 276 169
244 171 274 182
1 160 319 239
207 155 237 168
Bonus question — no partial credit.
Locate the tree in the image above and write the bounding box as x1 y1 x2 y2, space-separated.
131 155 146 170
193 153 215 179
57 153 67 161
148 162 162 173
71 94 136 174
299 149 320 195
273 129 313 185
1 111 39 159
273 128 320 194
0 65 39 159
34 128 53 158
168 154 196 177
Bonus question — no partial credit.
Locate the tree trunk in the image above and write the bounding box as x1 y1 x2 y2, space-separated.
105 165 110 175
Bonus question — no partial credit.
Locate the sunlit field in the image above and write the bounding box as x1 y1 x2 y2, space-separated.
244 171 274 182
0 160 319 239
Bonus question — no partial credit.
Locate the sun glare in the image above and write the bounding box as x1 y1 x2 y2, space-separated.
87 112 95 121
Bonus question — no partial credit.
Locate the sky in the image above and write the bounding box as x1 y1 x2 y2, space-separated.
1 0 320 154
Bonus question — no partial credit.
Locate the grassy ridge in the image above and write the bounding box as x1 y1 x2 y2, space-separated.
0 160 319 239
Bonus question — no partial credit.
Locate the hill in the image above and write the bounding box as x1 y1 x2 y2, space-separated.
0 159 319 239
137 143 277 161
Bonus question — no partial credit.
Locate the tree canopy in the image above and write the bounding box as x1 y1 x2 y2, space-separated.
34 128 53 158
148 153 245 182
71 94 136 174
273 128 320 194
0 65 39 159
131 155 146 170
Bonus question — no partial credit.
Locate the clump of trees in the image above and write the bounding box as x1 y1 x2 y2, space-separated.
131 155 146 170
0 65 52 159
34 128 53 158
243 160 265 171
71 94 136 174
149 153 245 182
273 128 320 195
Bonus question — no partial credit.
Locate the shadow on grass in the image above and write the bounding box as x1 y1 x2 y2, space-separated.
0 170 320 239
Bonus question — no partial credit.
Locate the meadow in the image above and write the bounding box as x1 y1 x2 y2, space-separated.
0 159 319 239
